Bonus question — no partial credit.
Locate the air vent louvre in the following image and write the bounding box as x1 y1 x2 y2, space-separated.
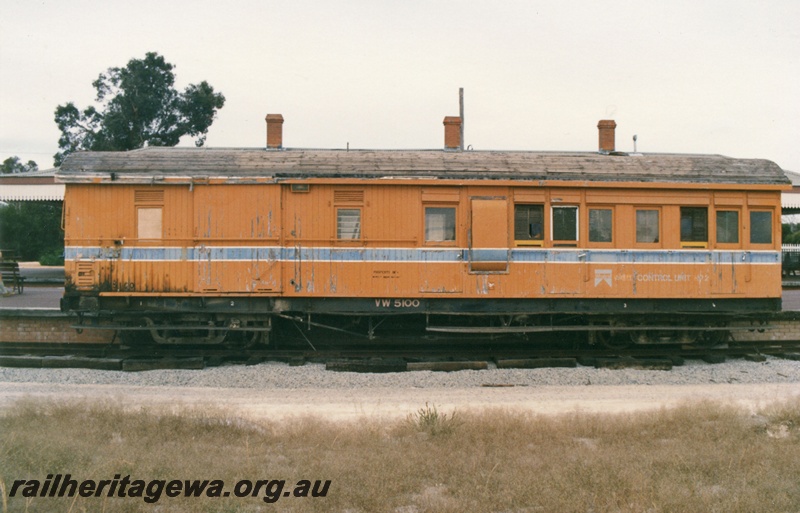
75 262 95 287
134 190 165 205
333 190 364 204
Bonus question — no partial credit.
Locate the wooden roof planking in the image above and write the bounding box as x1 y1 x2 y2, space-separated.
56 147 790 187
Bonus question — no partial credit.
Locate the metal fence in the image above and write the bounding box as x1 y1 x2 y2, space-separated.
782 245 800 276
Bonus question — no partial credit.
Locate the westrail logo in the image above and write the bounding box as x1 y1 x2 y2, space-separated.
594 269 612 287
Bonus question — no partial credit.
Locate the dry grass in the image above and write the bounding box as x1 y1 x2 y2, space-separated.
1 398 799 512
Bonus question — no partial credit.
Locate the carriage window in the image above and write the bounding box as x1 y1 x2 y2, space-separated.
750 211 772 244
552 206 578 242
716 210 739 244
135 189 164 240
425 207 456 242
636 209 659 243
337 208 361 240
589 208 613 243
514 204 544 242
681 207 708 243
137 208 162 239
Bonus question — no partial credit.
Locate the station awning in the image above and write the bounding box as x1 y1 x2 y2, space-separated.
782 192 800 215
0 183 65 202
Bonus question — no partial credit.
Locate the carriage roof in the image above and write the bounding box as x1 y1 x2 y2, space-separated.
56 147 789 187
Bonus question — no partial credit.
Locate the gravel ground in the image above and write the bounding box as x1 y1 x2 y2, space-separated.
1 357 799 389
1 357 798 421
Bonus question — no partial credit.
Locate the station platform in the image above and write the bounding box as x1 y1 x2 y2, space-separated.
0 287 63 310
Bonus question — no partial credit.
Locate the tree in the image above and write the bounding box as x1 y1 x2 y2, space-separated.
0 201 63 263
54 52 225 166
783 222 800 244
1 156 38 174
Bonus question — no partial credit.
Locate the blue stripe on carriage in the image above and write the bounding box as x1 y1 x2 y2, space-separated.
64 247 780 264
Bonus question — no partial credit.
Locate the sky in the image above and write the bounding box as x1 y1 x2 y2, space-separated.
1 0 799 172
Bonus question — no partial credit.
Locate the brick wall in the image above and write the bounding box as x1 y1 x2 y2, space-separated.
732 316 800 342
0 315 114 344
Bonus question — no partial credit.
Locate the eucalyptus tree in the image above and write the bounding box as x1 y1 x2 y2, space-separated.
54 52 225 165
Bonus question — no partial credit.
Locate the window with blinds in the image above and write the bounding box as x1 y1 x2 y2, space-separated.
337 208 361 240
334 190 364 240
424 207 456 242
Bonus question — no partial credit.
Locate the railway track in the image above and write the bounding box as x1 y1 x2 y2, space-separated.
2 339 799 372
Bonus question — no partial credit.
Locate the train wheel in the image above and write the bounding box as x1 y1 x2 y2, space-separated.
119 328 156 347
223 320 270 349
696 326 729 347
143 317 227 345
678 330 700 344
644 330 681 344
117 319 156 347
223 330 263 349
595 322 631 350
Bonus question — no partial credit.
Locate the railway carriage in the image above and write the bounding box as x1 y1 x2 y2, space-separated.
57 117 789 347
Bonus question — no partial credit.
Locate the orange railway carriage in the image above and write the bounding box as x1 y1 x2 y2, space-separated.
57 144 789 346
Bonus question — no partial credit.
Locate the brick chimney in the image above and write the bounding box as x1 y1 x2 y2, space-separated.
266 114 284 149
597 119 616 153
443 116 462 150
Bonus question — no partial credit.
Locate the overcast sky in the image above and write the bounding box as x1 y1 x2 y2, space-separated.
1 0 798 172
